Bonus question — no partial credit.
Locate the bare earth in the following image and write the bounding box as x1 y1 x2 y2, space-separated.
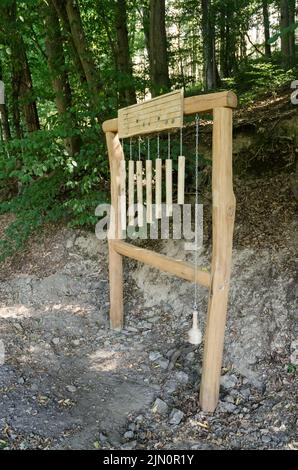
0 173 297 450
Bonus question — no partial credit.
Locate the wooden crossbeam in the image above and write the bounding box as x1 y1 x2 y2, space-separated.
102 91 237 134
111 240 211 289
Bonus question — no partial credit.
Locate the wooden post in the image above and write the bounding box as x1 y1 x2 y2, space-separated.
199 107 236 412
105 132 124 330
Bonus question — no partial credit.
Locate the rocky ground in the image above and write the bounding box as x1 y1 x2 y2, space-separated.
0 173 297 450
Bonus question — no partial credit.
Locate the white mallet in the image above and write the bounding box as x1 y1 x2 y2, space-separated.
188 310 202 345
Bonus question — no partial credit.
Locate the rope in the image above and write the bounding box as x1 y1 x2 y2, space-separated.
147 137 150 160
194 114 200 311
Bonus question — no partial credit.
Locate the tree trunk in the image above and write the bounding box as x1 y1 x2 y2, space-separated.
288 0 296 67
51 0 86 85
280 0 290 68
201 0 220 90
262 0 271 58
6 1 40 133
0 66 11 141
43 1 81 156
148 0 170 97
115 0 136 107
64 0 102 114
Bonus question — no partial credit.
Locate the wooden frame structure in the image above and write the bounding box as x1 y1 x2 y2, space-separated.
102 90 237 412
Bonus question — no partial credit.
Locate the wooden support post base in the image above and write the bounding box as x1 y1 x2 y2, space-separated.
108 242 123 330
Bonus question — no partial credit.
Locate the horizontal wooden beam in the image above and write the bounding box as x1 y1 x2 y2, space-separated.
184 91 237 116
111 240 211 289
102 91 237 134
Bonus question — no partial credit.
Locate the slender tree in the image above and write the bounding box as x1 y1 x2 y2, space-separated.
201 0 221 90
115 0 136 106
3 1 40 134
43 1 81 156
280 0 296 69
0 64 11 142
148 0 170 97
262 0 272 58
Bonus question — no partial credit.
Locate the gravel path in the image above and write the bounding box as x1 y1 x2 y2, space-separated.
0 173 297 450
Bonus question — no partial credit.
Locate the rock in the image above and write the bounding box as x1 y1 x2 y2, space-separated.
18 377 25 385
149 352 162 362
155 358 169 369
290 339 298 365
218 401 237 413
151 398 168 415
121 441 137 450
66 239 73 249
175 371 189 384
220 374 238 389
124 431 134 439
163 380 178 394
72 339 80 346
169 409 184 425
99 433 107 443
261 435 271 444
66 385 76 393
186 352 195 362
52 338 60 346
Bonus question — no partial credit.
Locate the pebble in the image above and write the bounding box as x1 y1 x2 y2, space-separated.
155 358 169 369
175 371 189 384
99 433 107 443
151 398 168 415
124 431 134 439
18 377 25 385
121 441 137 450
72 339 80 346
218 401 237 413
66 385 77 393
261 435 271 444
220 374 238 389
163 380 178 394
52 338 60 345
149 352 162 362
169 409 184 425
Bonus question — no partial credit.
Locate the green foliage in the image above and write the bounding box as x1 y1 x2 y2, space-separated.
231 61 296 105
0 126 109 260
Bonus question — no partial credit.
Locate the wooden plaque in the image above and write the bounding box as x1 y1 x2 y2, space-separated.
118 89 184 139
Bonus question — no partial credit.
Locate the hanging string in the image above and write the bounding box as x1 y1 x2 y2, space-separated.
194 114 200 311
130 138 132 160
138 136 141 161
157 134 160 158
168 132 171 159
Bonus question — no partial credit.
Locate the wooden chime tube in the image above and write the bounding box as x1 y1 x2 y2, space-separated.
178 155 185 205
155 158 162 219
128 160 134 226
136 160 143 226
120 160 126 231
165 159 172 216
146 160 153 223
